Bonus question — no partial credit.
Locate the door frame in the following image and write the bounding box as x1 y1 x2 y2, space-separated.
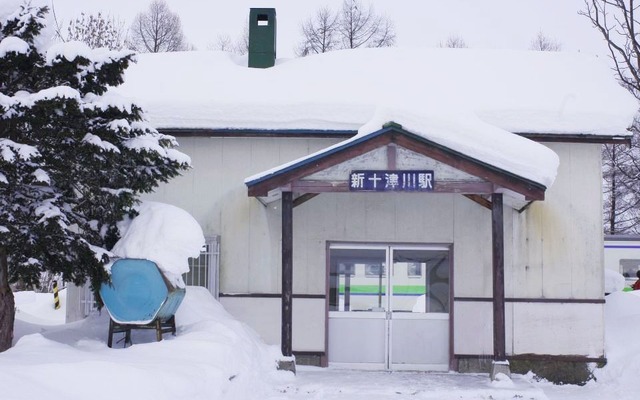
325 241 455 370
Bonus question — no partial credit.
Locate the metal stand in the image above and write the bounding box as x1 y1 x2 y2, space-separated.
490 360 511 381
107 316 177 348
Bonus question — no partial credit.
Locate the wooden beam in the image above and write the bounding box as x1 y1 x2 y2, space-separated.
290 180 495 194
387 144 397 169
491 193 506 361
291 181 349 192
436 181 493 194
293 193 319 208
281 192 293 357
464 194 492 209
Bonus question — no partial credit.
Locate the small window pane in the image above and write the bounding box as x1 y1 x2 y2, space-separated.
329 248 386 312
393 249 449 313
620 259 640 278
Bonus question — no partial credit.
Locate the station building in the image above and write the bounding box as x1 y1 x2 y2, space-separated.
111 8 637 381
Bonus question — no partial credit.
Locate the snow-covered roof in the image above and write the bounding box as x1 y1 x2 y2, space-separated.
116 47 637 136
245 109 559 190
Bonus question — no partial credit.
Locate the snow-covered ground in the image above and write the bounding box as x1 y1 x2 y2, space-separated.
2 197 638 400
6 286 287 400
3 285 640 400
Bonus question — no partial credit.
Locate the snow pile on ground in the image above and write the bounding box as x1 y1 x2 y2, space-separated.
111 201 205 288
13 289 66 325
591 291 640 396
4 286 288 400
7 286 640 399
604 269 626 293
7 280 640 399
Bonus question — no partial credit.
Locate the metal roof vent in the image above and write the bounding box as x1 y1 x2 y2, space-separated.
248 8 277 68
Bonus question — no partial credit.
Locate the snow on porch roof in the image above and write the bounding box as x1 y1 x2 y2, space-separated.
115 47 637 136
245 107 559 192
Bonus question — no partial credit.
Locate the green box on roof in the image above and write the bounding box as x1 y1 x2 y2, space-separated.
249 8 277 68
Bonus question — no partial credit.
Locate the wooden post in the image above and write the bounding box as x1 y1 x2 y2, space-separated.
281 191 293 357
491 193 506 361
0 246 15 352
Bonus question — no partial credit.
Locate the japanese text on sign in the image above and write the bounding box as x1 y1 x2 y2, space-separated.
349 170 435 192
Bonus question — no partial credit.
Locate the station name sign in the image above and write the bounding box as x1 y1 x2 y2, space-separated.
349 170 434 192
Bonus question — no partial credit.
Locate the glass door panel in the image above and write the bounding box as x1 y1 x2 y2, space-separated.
390 248 450 370
329 248 387 312
328 246 388 367
391 249 450 314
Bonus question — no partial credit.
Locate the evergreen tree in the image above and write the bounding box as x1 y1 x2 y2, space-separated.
0 2 190 351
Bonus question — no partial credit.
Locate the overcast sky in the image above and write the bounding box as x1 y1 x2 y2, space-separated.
49 0 608 59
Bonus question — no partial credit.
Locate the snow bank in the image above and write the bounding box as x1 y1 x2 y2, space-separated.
111 201 205 287
604 269 626 293
14 289 66 325
5 286 286 400
591 291 640 398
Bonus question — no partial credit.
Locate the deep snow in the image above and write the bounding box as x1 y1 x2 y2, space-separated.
4 286 640 400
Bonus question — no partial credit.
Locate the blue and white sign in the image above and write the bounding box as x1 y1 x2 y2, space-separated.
349 170 435 192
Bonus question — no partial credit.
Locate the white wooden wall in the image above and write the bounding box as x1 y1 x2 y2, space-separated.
145 137 605 357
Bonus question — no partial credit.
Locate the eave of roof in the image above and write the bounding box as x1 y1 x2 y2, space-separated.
158 127 632 145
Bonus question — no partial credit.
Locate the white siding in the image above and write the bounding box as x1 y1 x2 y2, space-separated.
511 303 604 356
146 137 605 358
509 143 603 300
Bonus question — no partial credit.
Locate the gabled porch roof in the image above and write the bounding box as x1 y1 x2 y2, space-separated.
245 121 554 205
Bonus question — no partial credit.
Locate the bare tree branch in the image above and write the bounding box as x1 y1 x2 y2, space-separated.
296 0 395 56
581 1 640 234
529 30 562 51
438 34 468 48
295 6 339 56
339 0 395 49
127 0 189 53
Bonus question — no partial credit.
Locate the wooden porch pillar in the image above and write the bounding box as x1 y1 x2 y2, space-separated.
281 191 293 357
491 193 506 361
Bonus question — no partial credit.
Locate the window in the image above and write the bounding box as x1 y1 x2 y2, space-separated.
365 263 386 277
407 262 422 278
328 245 450 313
183 236 220 298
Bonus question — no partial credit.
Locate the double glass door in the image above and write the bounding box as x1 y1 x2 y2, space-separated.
328 244 450 370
